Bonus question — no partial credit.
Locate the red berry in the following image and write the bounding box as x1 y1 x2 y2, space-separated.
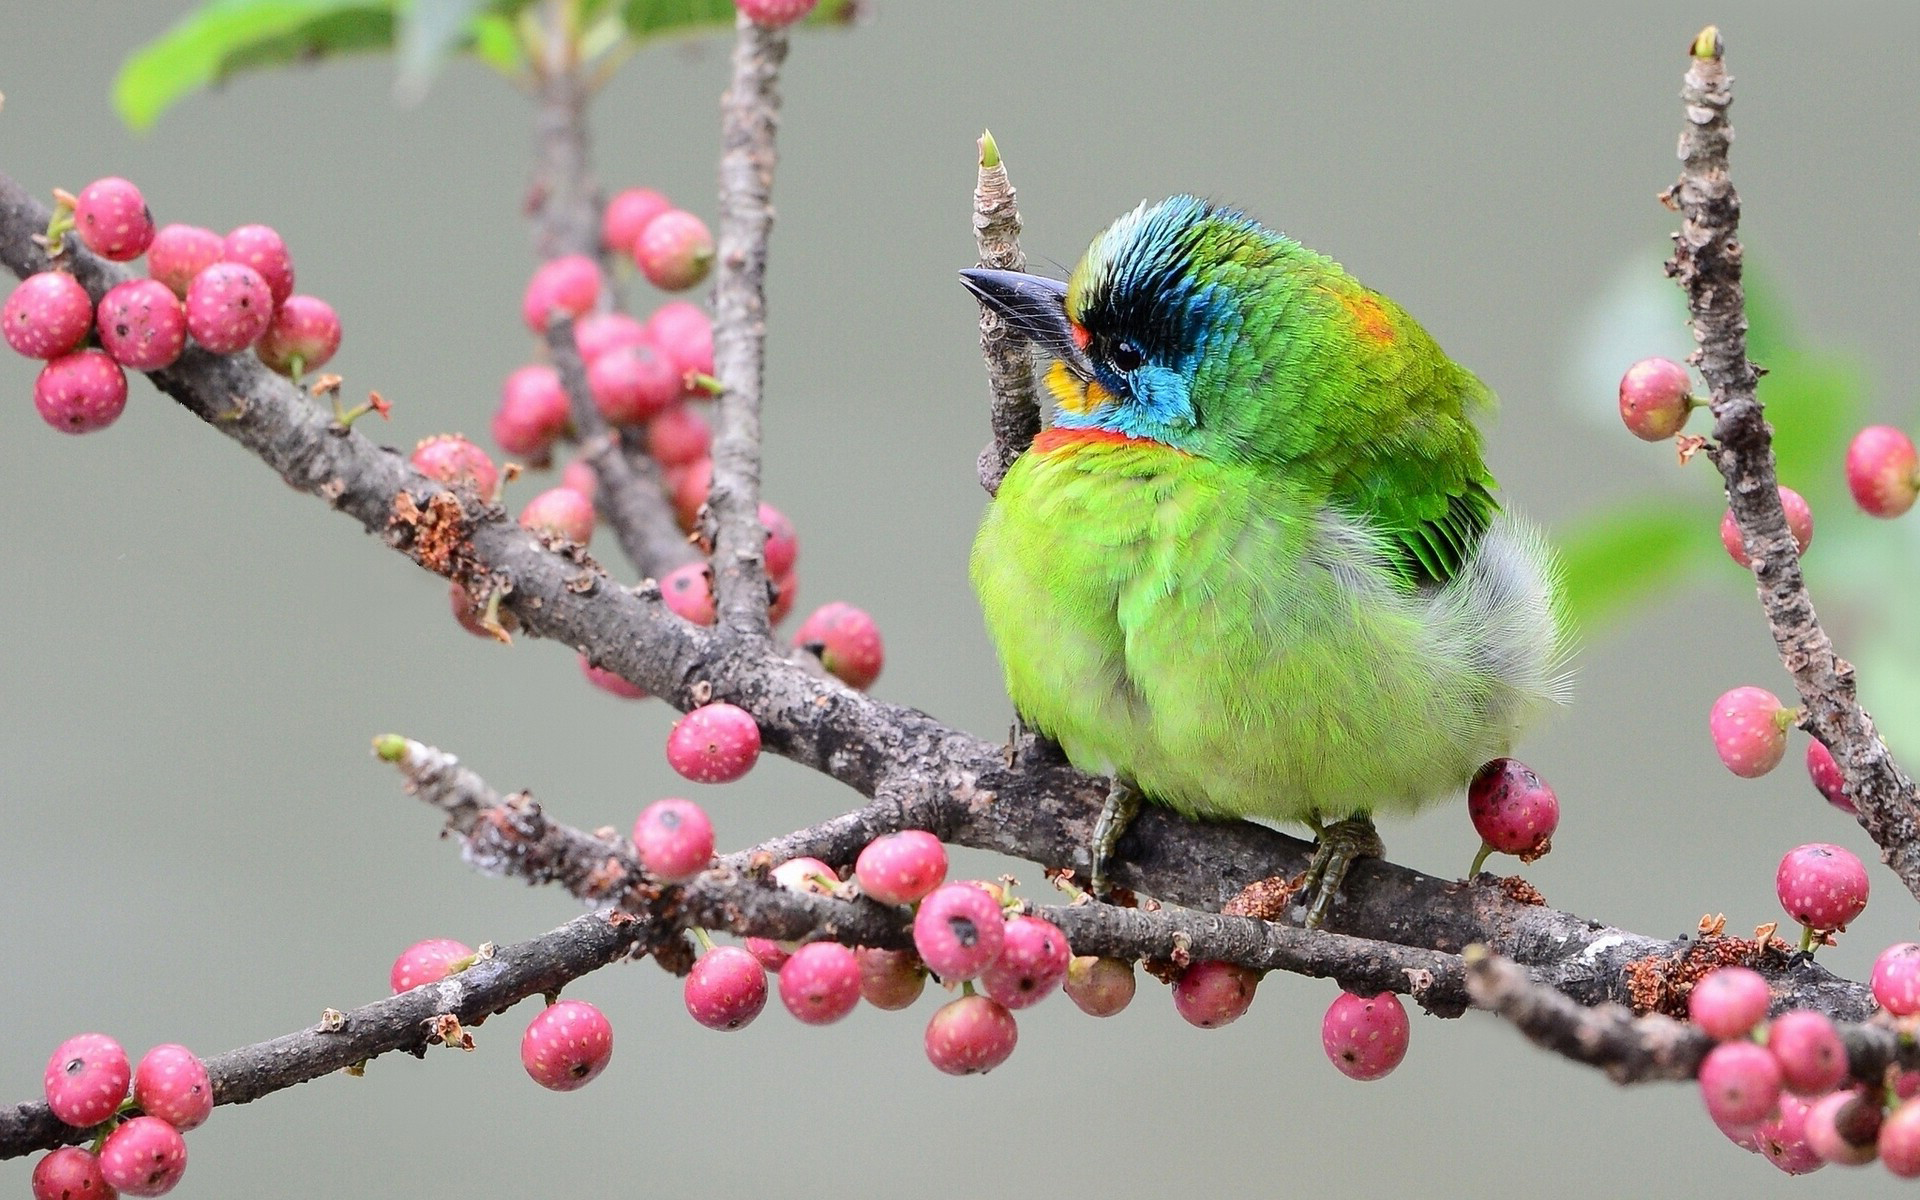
856 947 927 1011
1172 960 1259 1029
1805 740 1853 814
184 262 272 353
1752 1093 1824 1175
43 1033 130 1128
758 502 798 578
1874 943 1920 1016
220 224 294 306
1845 424 1919 518
660 561 716 625
74 177 154 262
4 271 93 359
746 937 791 971
31 1146 113 1200
520 999 613 1091
646 301 713 379
1700 1039 1784 1128
1466 756 1557 861
632 797 714 882
1321 990 1411 1081
521 254 600 333
494 364 571 460
573 310 649 365
981 915 1071 1009
390 938 475 992
1064 955 1136 1017
579 654 645 699
411 434 499 496
1617 356 1694 440
520 486 596 544
665 702 761 783
737 0 819 26
602 187 672 255
256 295 341 375
854 830 947 906
777 942 862 1024
96 279 187 371
671 456 713 530
912 883 1006 982
1688 966 1771 1040
769 569 798 625
36 348 128 434
559 458 598 503
1709 685 1790 778
98 1116 186 1197
924 993 1018 1075
1777 842 1869 932
1721 486 1813 567
588 342 682 425
684 945 768 1031
1805 1087 1881 1166
1768 1009 1847 1096
450 579 516 639
147 223 222 299
633 209 714 292
650 407 712 469
1883 1098 1920 1178
794 602 885 691
131 1044 213 1132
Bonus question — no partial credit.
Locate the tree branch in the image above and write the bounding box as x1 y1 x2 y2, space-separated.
970 129 1040 496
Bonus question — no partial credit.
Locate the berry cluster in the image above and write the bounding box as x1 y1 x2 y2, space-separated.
4 177 340 435
33 1034 210 1197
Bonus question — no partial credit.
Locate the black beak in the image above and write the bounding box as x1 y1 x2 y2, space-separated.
960 268 1094 378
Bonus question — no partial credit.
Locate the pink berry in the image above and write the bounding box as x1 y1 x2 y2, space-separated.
981 915 1071 1010
1709 685 1790 778
450 579 515 639
1752 1093 1824 1175
912 883 1006 982
74 177 154 262
1805 740 1853 814
36 348 128 434
96 279 187 371
1321 990 1411 1081
98 1116 186 1197
520 999 613 1091
1064 955 1136 1017
854 830 947 906
1172 960 1260 1029
777 941 862 1025
131 1044 213 1132
770 569 798 625
579 654 645 699
660 561 716 625
573 310 649 365
1777 842 1869 932
1805 1088 1881 1166
1875 943 1920 1015
521 254 600 333
666 702 761 783
43 1033 130 1128
147 223 223 299
31 1146 113 1200
1768 1009 1847 1096
1688 966 1772 1041
1617 356 1694 441
184 262 272 353
1846 425 1920 518
671 457 714 531
794 602 885 691
1898 1071 1920 1102
633 209 714 292
759 502 798 579
1721 486 1813 568
219 224 294 306
560 458 598 503
1883 1098 1920 1177
650 406 712 467
520 486 596 544
410 434 499 496
602 187 673 255
493 364 571 460
646 301 713 379
684 945 768 1030
255 295 341 375
856 947 927 1011
771 855 838 898
924 993 1018 1075
4 271 93 359
632 797 714 882
745 937 791 971
588 342 682 424
737 0 819 26
390 937 474 993
1700 1039 1784 1129
1466 756 1558 860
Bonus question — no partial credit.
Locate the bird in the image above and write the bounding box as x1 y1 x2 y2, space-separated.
962 195 1566 927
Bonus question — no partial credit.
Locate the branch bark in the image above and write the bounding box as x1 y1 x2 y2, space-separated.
970 130 1040 496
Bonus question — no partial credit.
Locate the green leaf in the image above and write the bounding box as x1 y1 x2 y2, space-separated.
1554 501 1712 636
115 1 399 131
396 0 490 102
467 13 525 74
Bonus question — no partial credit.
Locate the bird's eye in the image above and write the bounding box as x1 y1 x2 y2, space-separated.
1109 340 1144 372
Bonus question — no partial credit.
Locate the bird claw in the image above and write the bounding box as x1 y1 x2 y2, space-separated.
1089 778 1143 897
1299 816 1383 929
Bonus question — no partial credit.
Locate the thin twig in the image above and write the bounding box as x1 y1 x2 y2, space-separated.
971 129 1040 495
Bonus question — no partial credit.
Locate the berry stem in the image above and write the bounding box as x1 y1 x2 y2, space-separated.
692 927 715 952
1468 842 1494 879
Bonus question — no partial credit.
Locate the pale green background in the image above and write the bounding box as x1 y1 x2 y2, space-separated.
4 3 1919 1196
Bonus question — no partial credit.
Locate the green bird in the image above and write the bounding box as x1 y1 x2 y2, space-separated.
962 195 1566 926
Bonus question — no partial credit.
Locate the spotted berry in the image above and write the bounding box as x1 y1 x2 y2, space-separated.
633 209 714 292
646 301 713 379
1874 943 1920 1016
221 224 295 306
1777 842 1869 933
924 993 1018 1075
411 434 499 497
98 1116 187 1197
1321 990 1411 1081
1466 757 1557 867
493 364 571 460
660 561 716 626
794 602 884 691
184 262 273 353
1883 1098 1920 1178
132 1043 213 1132
520 999 613 1091
1064 955 1136 1017
521 255 600 333
256 295 341 376
588 342 681 424
573 310 649 365
147 223 222 299
1709 686 1790 778
1699 1039 1784 1129
31 1146 113 1200
579 654 645 699
390 938 475 993
36 348 128 434
1172 960 1259 1029
1721 486 1813 568
1804 1087 1880 1167
777 942 861 1025
97 278 188 371
632 797 714 882
649 406 712 467
520 486 596 544
665 702 761 783
43 1033 130 1128
912 883 1006 982
4 271 93 359
1768 1009 1847 1096
1805 740 1853 814
1617 356 1694 441
684 945 768 1031
981 915 1071 1010
1688 966 1771 1041
74 177 154 262
602 187 672 255
856 947 926 1011
1845 424 1919 518
854 830 947 906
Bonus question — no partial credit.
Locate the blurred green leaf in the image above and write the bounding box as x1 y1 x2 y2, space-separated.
1744 272 1866 508
395 0 488 102
467 13 524 74
1555 500 1710 636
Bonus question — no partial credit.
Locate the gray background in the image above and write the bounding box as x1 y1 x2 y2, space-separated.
4 2 1919 1196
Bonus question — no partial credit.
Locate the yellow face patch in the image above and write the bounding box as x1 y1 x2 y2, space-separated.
1044 360 1113 416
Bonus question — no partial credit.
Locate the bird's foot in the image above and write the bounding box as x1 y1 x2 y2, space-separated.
1089 778 1143 897
1299 815 1383 929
